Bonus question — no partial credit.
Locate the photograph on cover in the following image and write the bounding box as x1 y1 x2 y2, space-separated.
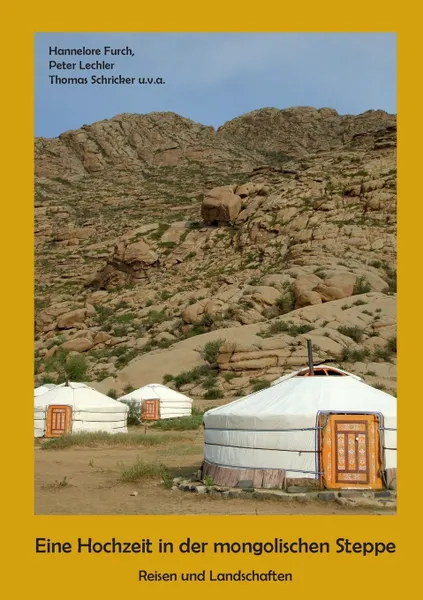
34 32 397 515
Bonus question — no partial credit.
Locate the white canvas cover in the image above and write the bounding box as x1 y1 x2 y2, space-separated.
119 384 193 420
35 385 50 397
34 383 57 396
34 381 129 437
203 372 397 479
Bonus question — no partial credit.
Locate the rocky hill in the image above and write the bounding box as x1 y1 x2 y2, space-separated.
34 106 397 403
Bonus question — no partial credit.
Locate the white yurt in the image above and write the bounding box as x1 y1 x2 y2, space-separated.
34 381 129 438
202 365 397 491
119 384 193 421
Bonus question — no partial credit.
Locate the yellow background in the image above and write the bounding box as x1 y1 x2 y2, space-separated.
1 2 418 597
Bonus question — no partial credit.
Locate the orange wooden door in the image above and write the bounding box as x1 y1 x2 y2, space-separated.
320 414 383 490
141 399 160 421
46 405 72 438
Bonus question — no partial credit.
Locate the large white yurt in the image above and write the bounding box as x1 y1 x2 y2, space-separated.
34 381 129 438
202 365 397 491
119 384 193 421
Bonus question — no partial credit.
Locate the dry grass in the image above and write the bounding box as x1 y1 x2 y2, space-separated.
119 459 174 488
41 431 192 449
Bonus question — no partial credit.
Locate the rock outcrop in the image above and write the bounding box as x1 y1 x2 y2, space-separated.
201 186 242 225
86 239 159 291
34 106 397 399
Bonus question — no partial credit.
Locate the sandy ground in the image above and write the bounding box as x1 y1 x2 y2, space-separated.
34 430 394 516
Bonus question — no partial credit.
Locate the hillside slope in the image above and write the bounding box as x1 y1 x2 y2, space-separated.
34 106 397 401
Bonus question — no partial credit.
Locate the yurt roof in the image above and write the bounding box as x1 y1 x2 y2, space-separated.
34 383 57 396
34 381 129 411
271 365 362 385
119 383 192 403
34 385 50 397
203 375 396 429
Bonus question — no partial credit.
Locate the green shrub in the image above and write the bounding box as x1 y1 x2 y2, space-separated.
112 326 129 337
160 290 173 300
179 325 208 339
161 467 174 489
199 312 214 328
387 336 397 353
248 276 261 286
173 367 203 389
141 340 157 353
382 266 396 294
203 388 223 400
125 400 141 426
202 339 225 364
187 221 201 230
202 378 216 390
250 379 271 393
372 347 394 362
40 374 56 384
120 460 169 482
95 369 111 382
276 291 296 315
44 347 67 374
115 312 136 324
45 352 88 382
223 372 239 382
115 301 130 310
261 320 315 338
337 326 364 343
158 241 177 249
340 348 371 362
150 223 170 241
353 299 367 307
157 339 174 349
95 305 114 320
353 276 371 295
146 310 166 325
150 414 204 431
112 346 128 357
373 383 387 392
115 348 138 369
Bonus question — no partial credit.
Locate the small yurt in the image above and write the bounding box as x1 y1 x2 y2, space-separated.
202 363 397 491
119 384 193 421
34 381 129 438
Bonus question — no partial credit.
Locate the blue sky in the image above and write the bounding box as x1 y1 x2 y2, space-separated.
34 33 396 138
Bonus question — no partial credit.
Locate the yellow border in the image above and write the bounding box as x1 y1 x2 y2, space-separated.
1 3 419 597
